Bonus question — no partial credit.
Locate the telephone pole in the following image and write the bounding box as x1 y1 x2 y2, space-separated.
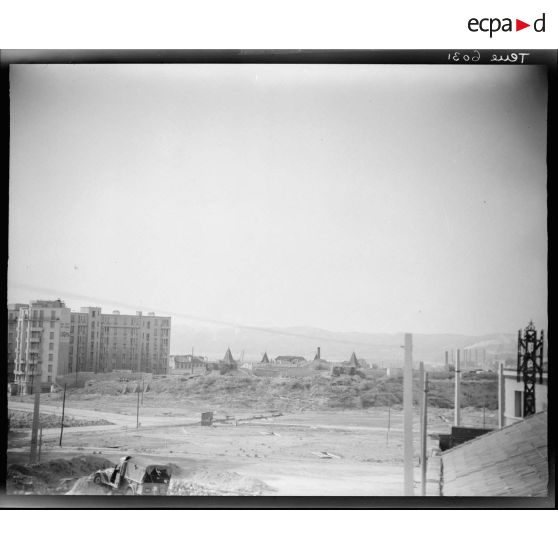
29 353 41 464
454 349 461 426
403 333 414 496
504 362 505 429
420 363 428 496
136 383 140 428
59 383 67 446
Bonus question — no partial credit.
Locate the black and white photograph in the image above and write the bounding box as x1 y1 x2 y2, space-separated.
3 53 551 505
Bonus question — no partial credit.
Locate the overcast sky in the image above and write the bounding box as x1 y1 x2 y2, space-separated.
8 64 547 335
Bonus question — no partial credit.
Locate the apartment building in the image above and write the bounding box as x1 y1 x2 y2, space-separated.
10 300 171 392
7 303 28 382
69 308 171 375
13 300 71 394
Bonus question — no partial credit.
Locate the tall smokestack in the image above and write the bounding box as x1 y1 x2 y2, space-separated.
317 347 320 360
445 351 449 372
403 333 414 496
454 349 461 426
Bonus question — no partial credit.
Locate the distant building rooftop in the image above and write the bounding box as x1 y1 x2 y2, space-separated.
30 299 66 308
441 411 548 497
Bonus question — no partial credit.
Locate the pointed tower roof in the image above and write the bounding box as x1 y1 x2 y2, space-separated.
261 352 270 364
349 352 359 367
223 347 236 365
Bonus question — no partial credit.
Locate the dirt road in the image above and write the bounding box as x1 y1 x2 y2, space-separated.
7 402 493 497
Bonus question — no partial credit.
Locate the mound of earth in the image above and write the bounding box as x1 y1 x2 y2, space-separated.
66 476 113 495
7 455 116 495
169 468 276 496
9 410 113 429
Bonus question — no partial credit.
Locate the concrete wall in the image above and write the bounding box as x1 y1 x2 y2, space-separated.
503 370 548 426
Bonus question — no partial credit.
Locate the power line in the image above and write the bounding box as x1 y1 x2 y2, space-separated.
8 281 403 349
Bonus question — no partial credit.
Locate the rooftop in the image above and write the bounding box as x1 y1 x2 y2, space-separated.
441 411 548 497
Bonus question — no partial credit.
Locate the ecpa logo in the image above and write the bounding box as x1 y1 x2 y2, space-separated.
468 13 546 38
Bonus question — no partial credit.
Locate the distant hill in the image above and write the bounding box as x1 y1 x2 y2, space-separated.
169 323 521 366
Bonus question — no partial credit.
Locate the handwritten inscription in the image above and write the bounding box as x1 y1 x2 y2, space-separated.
490 52 530 64
448 51 481 62
447 51 531 64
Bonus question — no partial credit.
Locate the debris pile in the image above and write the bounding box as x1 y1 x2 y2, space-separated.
169 469 275 496
7 455 116 495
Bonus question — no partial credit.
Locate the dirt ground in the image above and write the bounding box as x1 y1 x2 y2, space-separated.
7 393 498 497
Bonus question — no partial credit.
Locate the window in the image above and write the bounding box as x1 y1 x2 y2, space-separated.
48 364 53 373
49 343 54 350
50 332 54 340
514 391 523 418
49 354 53 362
51 310 56 319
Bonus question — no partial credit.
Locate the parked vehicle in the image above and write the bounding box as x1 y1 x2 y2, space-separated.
92 455 171 495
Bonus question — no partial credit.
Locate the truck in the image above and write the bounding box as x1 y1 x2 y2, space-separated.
92 455 172 495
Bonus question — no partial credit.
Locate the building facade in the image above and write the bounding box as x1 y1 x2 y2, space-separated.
7 303 28 383
10 301 171 392
169 354 206 374
503 368 548 426
68 308 171 375
13 300 71 393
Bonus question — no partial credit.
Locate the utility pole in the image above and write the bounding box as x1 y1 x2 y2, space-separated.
403 333 414 496
386 403 391 446
504 362 505 428
38 425 43 462
136 382 140 428
136 312 142 377
29 354 41 464
59 383 67 446
420 363 428 497
454 349 461 427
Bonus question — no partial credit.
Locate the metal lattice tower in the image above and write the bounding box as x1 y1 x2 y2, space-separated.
516 321 544 418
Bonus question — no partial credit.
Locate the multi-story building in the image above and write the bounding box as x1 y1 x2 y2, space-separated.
13 300 71 394
7 303 28 383
10 301 171 392
68 308 171 375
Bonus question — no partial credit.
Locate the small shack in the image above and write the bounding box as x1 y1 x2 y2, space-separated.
201 412 214 426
